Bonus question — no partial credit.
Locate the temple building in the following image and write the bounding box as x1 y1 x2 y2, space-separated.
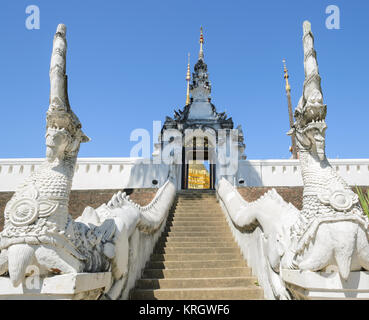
153 28 246 190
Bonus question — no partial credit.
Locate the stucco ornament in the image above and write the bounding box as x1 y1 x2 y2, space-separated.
218 21 369 300
0 25 176 300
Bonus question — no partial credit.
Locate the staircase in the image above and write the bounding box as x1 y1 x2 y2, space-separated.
130 190 264 300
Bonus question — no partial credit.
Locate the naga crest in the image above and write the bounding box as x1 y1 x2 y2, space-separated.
288 21 327 160
46 24 89 162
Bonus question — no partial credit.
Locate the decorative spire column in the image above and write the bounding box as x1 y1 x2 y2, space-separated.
189 27 211 105
199 27 204 60
186 53 191 105
283 59 298 159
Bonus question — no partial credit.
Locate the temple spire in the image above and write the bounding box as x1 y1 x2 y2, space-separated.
186 53 191 105
283 59 291 92
199 27 204 60
283 59 298 159
187 26 212 119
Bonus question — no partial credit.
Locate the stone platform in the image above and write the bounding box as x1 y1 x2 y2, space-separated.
0 272 112 300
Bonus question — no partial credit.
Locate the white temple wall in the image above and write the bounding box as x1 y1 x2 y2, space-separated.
236 159 369 187
0 158 369 192
0 158 142 191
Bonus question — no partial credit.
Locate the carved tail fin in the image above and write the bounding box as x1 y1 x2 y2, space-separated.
8 244 35 287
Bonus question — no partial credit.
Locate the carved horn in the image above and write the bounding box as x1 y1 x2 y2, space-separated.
49 24 69 111
302 21 323 103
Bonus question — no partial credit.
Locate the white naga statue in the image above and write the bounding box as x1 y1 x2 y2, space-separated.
218 21 369 299
284 21 369 278
0 24 175 299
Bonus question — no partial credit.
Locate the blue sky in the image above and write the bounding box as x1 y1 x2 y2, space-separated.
0 0 368 159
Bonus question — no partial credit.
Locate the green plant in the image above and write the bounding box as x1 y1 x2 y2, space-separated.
355 186 369 218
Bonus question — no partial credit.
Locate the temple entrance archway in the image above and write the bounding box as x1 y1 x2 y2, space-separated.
181 129 216 190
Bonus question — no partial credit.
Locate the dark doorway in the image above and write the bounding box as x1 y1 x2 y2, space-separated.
181 137 215 190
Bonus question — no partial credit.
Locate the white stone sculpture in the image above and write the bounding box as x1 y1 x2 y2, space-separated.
285 21 369 279
0 24 176 300
217 21 369 300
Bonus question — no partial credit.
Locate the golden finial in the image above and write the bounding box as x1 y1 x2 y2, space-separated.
186 53 191 81
283 59 291 92
186 53 191 105
199 27 204 60
283 59 298 159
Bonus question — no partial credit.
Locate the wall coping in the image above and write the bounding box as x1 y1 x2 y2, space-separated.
1 157 369 191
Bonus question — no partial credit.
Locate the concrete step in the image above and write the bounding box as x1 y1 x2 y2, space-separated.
177 194 216 197
172 213 224 218
166 226 228 231
135 277 257 289
166 221 227 227
154 247 240 254
174 208 222 212
175 200 220 209
179 190 215 192
130 287 263 300
169 216 225 222
176 199 217 202
175 200 219 204
163 226 230 232
177 191 216 194
168 219 226 225
161 231 232 238
159 241 238 248
142 267 252 279
174 200 220 209
146 259 246 270
159 236 234 243
151 253 242 262
164 231 229 236
176 200 217 203
177 199 217 202
169 213 225 218
169 220 225 226
177 194 216 198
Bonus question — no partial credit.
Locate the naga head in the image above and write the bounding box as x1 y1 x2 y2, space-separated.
46 109 89 162
288 94 327 160
287 21 327 161
46 24 89 162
